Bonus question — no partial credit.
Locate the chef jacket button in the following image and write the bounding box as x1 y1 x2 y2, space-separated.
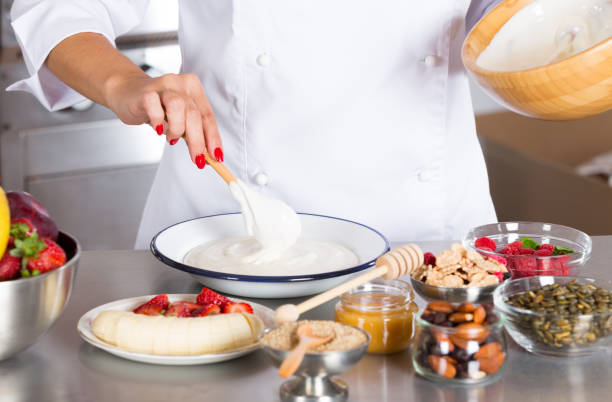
254 172 269 186
417 169 434 182
256 53 271 67
424 55 439 67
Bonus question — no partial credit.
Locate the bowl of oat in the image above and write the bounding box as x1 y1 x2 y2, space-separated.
410 243 510 303
260 320 370 401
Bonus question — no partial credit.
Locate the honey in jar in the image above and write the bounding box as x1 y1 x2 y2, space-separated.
334 278 418 354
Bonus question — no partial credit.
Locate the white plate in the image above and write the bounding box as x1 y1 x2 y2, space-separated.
150 213 389 298
77 294 275 365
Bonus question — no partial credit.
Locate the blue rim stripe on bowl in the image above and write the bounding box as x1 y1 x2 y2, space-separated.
150 212 390 283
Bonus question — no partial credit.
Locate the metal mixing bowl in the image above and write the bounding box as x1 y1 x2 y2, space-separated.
410 276 499 304
260 326 370 402
0 232 80 360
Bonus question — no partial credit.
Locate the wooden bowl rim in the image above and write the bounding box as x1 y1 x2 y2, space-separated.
462 0 612 77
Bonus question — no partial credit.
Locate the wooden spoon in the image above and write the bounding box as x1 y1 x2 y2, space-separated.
278 324 332 378
203 150 236 184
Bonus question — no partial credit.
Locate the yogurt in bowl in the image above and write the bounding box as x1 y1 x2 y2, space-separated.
151 213 389 298
477 0 612 71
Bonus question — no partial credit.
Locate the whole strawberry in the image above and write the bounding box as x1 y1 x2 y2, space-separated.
27 239 66 274
0 252 20 281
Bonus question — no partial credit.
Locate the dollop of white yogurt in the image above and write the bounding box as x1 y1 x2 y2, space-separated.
184 180 359 274
228 180 301 263
477 0 612 71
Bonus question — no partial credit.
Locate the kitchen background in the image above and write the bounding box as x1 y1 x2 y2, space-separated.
0 0 610 250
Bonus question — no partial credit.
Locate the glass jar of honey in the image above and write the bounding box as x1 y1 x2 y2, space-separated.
334 278 418 354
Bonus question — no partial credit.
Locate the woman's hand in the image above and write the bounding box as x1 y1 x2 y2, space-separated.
46 33 222 169
104 72 223 169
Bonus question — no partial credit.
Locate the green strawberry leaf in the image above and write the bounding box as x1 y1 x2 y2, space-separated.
9 248 22 258
553 246 574 255
520 237 539 250
9 222 31 240
20 268 31 278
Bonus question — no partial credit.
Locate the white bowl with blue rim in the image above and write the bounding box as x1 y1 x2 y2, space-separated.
151 213 389 298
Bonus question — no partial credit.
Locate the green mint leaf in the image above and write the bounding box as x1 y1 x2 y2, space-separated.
553 246 574 255
520 237 539 250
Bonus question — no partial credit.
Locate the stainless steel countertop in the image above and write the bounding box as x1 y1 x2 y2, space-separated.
2 238 611 402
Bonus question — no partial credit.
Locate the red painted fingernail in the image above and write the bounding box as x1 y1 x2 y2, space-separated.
195 154 206 169
214 147 224 162
170 138 179 146
155 124 163 135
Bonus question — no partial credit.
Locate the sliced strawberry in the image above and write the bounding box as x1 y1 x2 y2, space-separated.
192 304 221 317
133 294 170 315
0 252 21 281
475 237 496 251
165 301 202 317
26 238 66 274
196 287 230 307
222 302 254 314
518 248 535 255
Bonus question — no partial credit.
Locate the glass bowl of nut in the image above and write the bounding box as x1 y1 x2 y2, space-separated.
412 301 507 384
494 276 612 357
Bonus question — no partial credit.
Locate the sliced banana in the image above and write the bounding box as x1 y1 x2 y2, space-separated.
92 311 263 355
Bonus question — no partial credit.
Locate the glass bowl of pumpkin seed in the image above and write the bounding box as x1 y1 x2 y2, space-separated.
493 276 612 357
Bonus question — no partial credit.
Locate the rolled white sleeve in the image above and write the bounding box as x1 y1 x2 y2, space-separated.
7 0 149 111
466 0 503 31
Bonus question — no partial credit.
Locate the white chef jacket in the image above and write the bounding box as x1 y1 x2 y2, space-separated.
9 0 499 249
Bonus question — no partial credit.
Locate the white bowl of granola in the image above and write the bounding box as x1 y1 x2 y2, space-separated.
410 243 510 303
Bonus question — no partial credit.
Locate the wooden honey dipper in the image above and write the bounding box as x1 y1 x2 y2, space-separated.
274 243 424 324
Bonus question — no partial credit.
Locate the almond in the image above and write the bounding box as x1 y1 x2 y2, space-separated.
477 351 505 374
432 329 455 352
426 301 454 314
474 342 502 359
449 334 471 350
457 302 476 313
455 322 490 342
442 355 458 365
428 355 457 379
449 312 474 323
473 305 486 324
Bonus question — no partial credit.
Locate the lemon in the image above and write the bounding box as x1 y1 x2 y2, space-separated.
0 187 10 259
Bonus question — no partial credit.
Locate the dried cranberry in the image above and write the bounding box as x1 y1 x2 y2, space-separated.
433 312 447 325
421 313 436 324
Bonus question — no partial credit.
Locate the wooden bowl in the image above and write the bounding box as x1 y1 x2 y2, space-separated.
462 0 612 120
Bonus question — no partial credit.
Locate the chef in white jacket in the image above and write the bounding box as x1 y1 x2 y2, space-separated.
9 1 500 249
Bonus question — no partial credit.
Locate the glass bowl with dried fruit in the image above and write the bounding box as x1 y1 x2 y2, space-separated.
412 301 507 384
494 276 612 357
463 222 592 278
